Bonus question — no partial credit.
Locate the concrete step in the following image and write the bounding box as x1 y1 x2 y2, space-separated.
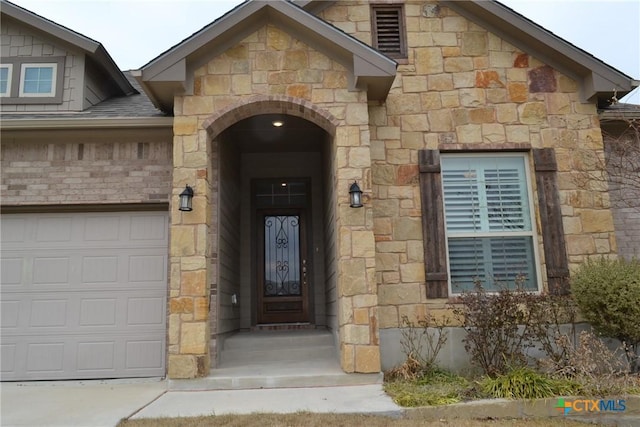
222 330 334 351
169 328 384 391
219 344 336 366
169 361 383 391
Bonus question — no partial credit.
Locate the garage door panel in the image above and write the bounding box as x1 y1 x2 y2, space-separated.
83 216 121 241
3 290 166 335
77 341 116 371
129 255 166 282
127 297 165 326
1 258 23 286
1 301 20 328
1 344 17 373
1 211 168 381
130 215 167 241
0 217 26 242
30 299 68 327
27 342 66 373
126 340 164 370
2 332 166 381
82 256 119 283
36 217 73 242
2 251 166 291
33 257 70 284
80 298 117 326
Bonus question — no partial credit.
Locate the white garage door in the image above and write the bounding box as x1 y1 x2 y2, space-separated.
1 211 168 381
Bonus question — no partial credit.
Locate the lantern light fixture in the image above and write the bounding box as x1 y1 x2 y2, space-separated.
349 181 363 208
178 185 194 212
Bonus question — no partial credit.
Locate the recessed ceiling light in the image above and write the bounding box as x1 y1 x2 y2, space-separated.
272 120 284 127
281 182 287 187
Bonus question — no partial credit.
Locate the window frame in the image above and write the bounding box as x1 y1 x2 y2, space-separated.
370 3 408 60
19 62 58 97
440 152 543 294
0 57 64 104
0 64 13 97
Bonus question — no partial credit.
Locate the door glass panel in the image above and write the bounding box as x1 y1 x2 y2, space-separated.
264 215 300 296
255 181 306 207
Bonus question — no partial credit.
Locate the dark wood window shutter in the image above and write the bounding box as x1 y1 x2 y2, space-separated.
419 149 449 298
533 148 570 295
371 5 407 59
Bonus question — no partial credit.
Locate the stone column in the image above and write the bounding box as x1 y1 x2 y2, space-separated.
167 118 212 378
336 103 380 373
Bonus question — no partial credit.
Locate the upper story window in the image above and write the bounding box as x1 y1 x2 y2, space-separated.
0 57 64 104
371 4 407 59
0 64 12 96
441 154 539 293
19 63 57 97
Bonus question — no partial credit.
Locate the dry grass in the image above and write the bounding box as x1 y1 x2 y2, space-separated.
118 412 601 427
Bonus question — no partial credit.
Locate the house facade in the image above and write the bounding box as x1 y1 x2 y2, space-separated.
1 0 637 381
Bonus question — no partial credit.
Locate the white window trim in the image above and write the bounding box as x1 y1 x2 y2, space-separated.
441 152 543 294
0 64 13 97
18 63 57 97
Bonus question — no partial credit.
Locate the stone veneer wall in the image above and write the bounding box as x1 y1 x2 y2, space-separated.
1 130 172 205
320 1 617 331
168 24 380 376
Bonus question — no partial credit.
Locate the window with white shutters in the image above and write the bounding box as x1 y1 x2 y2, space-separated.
441 155 539 292
371 5 407 59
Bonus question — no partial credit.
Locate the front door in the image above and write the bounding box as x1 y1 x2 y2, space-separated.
257 211 309 323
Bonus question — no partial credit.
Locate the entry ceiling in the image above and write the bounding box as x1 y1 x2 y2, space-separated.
226 114 325 153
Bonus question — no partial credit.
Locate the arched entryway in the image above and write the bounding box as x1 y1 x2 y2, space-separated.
205 96 339 369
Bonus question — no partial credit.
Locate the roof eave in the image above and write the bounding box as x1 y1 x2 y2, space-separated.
1 0 134 96
0 116 173 130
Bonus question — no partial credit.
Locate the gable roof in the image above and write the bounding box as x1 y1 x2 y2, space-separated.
444 0 638 107
134 0 397 113
135 0 637 114
1 0 134 96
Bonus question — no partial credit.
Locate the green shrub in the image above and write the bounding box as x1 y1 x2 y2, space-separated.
480 367 577 399
571 257 640 371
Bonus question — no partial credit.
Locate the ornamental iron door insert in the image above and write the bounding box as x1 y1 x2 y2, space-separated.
257 212 308 323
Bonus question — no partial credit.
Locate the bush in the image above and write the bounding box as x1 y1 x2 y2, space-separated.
452 281 539 377
385 314 449 381
571 257 640 372
452 280 582 377
541 330 640 397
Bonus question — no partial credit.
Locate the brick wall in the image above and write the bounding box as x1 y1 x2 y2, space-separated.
606 130 640 259
1 129 172 205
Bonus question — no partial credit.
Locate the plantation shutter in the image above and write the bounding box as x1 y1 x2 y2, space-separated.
441 156 537 292
533 148 570 295
419 150 449 298
371 5 406 58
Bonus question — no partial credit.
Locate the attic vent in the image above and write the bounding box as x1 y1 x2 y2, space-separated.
371 5 407 59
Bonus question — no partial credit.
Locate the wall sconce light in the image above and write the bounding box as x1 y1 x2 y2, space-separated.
349 181 363 208
178 185 194 212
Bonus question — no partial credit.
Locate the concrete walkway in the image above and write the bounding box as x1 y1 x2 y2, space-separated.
2 379 638 426
0 379 401 427
0 379 167 427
